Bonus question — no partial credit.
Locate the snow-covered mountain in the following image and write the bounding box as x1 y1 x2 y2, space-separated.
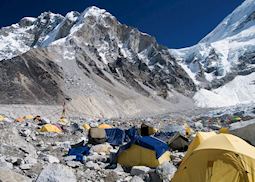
0 0 254 118
171 0 255 108
0 6 195 118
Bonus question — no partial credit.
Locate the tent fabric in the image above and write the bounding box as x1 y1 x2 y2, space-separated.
117 144 170 168
98 123 112 129
168 132 189 152
140 124 158 136
15 117 25 122
172 133 255 182
117 136 170 167
125 127 139 141
219 127 230 133
181 131 216 165
24 115 33 120
39 124 62 133
136 136 169 158
68 146 90 161
154 132 175 143
105 128 125 146
0 115 4 122
88 128 107 144
83 123 91 130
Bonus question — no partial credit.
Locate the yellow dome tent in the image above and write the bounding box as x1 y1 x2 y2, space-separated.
172 133 255 182
39 124 62 133
98 123 112 129
83 123 91 130
24 115 34 120
15 117 25 122
117 136 170 168
0 115 4 122
219 127 229 134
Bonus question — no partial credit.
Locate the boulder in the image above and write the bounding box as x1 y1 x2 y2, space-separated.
90 143 113 154
0 126 37 157
36 164 76 182
0 167 32 182
156 162 177 181
86 161 101 170
130 166 151 176
130 176 144 182
41 154 59 163
66 161 81 168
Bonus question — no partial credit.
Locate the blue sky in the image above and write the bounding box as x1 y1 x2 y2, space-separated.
0 0 244 48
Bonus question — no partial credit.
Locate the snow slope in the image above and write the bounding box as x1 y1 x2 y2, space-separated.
194 72 255 107
171 0 255 108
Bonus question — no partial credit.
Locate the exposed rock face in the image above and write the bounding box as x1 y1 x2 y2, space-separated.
0 6 196 118
0 168 32 182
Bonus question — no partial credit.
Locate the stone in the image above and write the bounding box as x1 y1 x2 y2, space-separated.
0 168 32 182
0 160 13 169
20 128 32 137
156 162 177 181
66 161 81 168
36 164 77 182
41 154 60 163
20 163 33 170
24 156 37 165
130 166 151 176
194 122 203 130
130 176 144 182
0 126 37 158
86 161 101 170
87 153 107 162
210 124 221 130
90 143 113 154
64 155 76 161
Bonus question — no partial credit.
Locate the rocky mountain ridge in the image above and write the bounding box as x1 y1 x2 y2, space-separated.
0 6 196 118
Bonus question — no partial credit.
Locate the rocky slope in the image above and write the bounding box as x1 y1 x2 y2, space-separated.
0 7 196 118
171 0 255 107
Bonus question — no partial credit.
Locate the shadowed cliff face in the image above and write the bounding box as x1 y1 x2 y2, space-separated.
0 50 64 104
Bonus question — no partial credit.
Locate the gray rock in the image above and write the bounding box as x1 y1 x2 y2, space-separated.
0 160 13 170
87 153 107 162
64 155 76 161
36 164 76 182
66 161 81 168
24 156 37 165
20 163 33 170
41 154 59 163
130 176 144 182
0 167 32 182
194 122 203 130
156 162 177 181
130 166 151 176
86 161 101 170
210 124 221 130
0 126 37 158
90 143 113 154
19 128 32 137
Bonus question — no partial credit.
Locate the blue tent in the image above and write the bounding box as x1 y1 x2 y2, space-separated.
125 127 139 141
105 128 125 146
68 146 90 161
118 136 169 159
136 136 169 158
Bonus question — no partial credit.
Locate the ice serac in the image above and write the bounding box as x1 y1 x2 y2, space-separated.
171 0 255 108
0 6 196 118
